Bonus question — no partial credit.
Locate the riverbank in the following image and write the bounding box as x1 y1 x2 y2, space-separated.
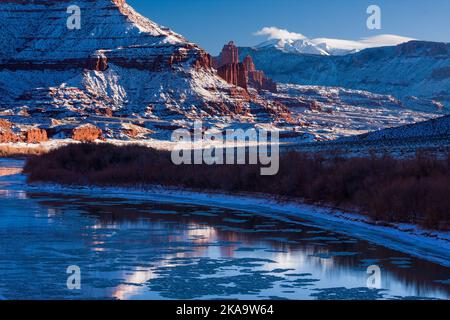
3 156 450 267
1 159 449 299
19 182 450 268
0 138 284 158
24 143 450 230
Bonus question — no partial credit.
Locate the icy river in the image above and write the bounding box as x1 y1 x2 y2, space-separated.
0 158 449 300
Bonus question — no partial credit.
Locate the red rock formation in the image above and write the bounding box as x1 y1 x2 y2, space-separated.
243 55 277 93
122 128 139 138
95 107 113 117
243 55 256 72
261 77 278 93
219 41 240 67
0 2 288 122
217 63 248 90
215 46 278 93
211 57 220 69
0 120 21 143
168 49 187 66
228 87 251 101
193 51 213 69
0 131 21 143
25 129 48 144
88 56 108 71
72 125 103 142
0 119 12 131
214 42 249 90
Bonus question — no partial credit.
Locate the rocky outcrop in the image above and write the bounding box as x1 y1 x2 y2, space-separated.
0 119 48 143
72 125 103 142
193 50 213 70
0 131 21 144
25 129 48 144
0 120 21 143
95 107 114 117
0 119 12 132
113 0 127 7
217 63 248 90
244 55 278 93
217 41 239 67
0 0 289 122
260 78 278 93
215 43 277 93
243 55 256 72
88 55 109 72
121 123 153 138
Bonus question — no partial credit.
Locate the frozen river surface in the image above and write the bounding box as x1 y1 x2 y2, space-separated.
0 158 449 300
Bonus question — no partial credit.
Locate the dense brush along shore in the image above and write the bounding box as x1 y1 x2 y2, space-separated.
22 143 450 230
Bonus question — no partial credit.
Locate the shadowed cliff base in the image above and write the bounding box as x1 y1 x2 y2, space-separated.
24 143 450 230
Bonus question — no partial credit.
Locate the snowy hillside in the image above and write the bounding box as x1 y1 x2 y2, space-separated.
240 41 450 111
0 0 287 122
0 0 445 146
263 84 438 141
341 115 450 142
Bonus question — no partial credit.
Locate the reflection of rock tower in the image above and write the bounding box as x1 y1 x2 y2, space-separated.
214 41 277 93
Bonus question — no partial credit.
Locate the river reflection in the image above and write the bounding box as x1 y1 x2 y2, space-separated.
0 159 449 300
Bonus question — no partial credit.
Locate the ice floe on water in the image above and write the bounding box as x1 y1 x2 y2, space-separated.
0 159 449 300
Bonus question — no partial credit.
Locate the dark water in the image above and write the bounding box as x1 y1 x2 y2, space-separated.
0 158 449 300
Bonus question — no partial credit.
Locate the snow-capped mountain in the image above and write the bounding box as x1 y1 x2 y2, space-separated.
240 41 450 111
253 30 414 56
255 39 330 56
0 0 288 122
312 34 415 56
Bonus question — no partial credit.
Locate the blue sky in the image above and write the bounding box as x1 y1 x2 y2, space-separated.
128 0 450 54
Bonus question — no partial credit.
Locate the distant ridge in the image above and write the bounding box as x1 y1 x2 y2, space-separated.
239 40 450 111
341 115 450 142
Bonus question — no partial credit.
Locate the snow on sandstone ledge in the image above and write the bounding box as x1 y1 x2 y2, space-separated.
0 0 288 122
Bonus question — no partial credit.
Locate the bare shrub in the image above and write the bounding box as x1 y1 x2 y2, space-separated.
24 143 450 230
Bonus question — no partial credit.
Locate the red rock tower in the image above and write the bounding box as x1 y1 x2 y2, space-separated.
243 55 256 72
220 41 240 66
214 42 277 93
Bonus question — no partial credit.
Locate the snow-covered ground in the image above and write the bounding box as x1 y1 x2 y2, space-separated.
265 84 440 141
239 41 450 109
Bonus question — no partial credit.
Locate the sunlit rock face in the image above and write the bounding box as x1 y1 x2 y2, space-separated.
71 124 103 142
244 55 278 93
0 0 287 121
214 42 278 93
24 129 48 144
0 119 19 143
